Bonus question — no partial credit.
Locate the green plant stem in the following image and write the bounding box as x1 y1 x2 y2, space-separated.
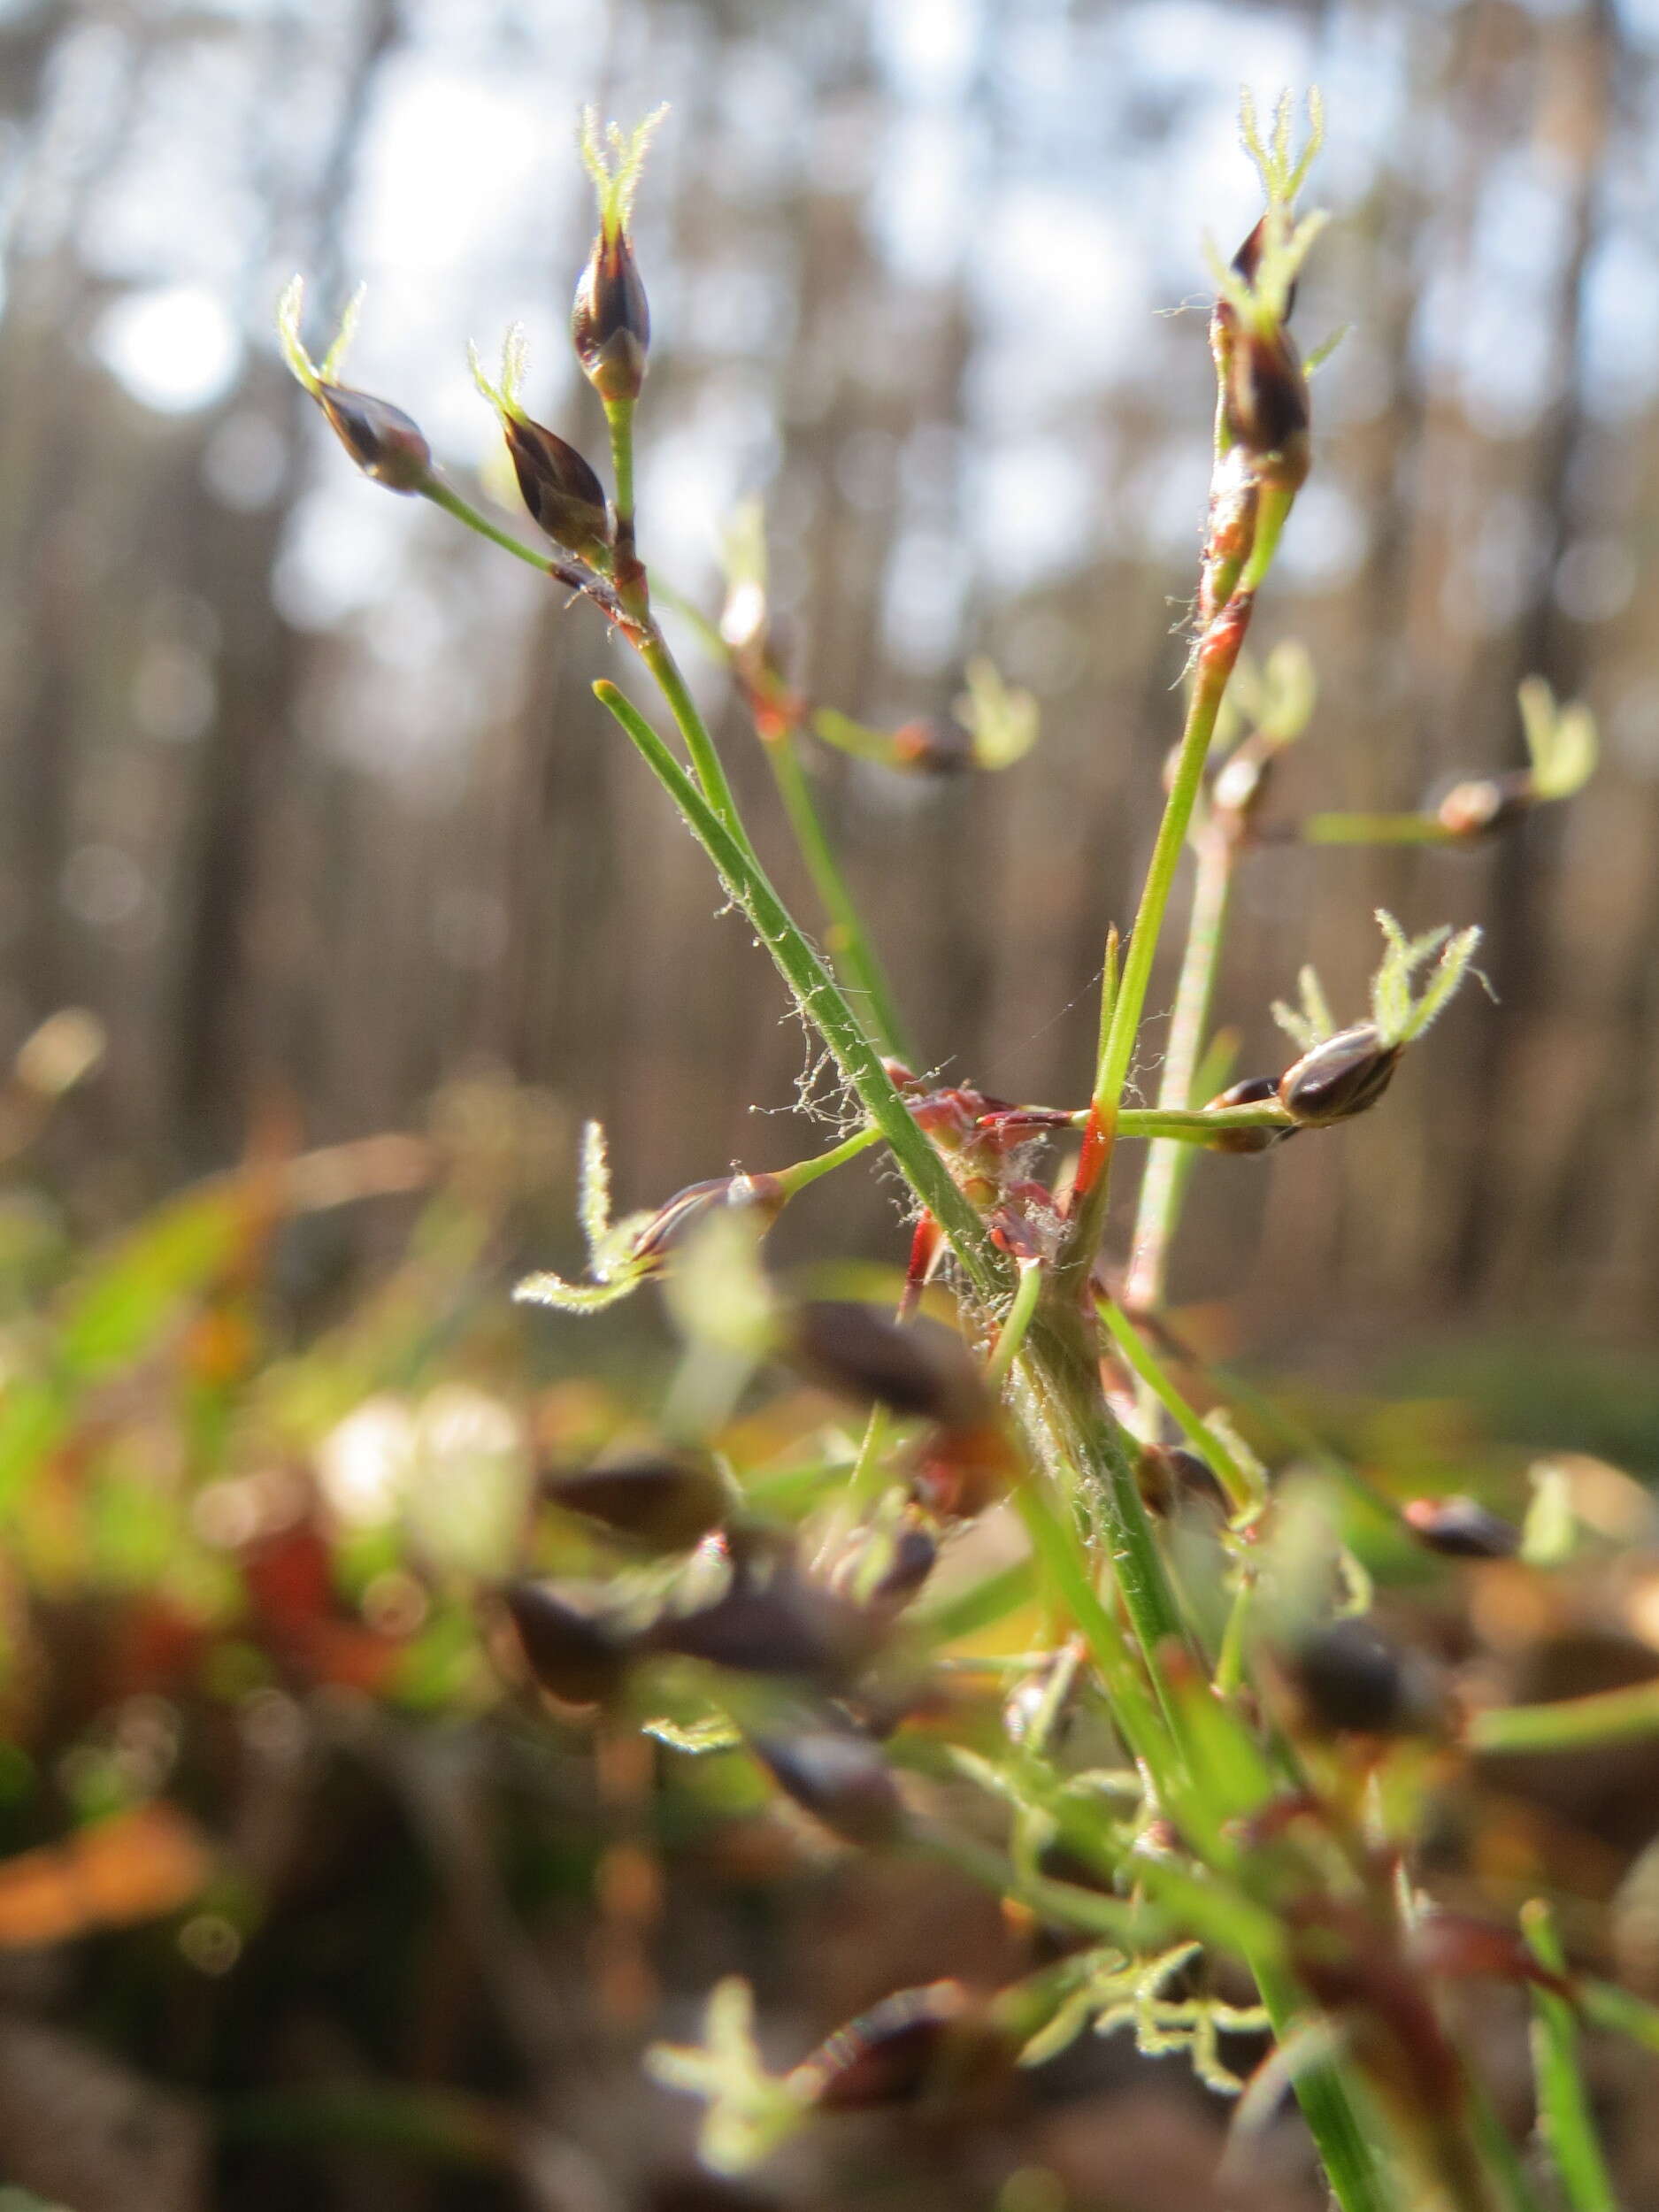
1094 499 1288 1144
1061 1102 1294 1143
1521 1901 1618 2212
772 1124 881 1197
1125 826 1234 1321
1248 1955 1395 2212
1015 1294 1194 1677
635 628 749 841
420 478 569 575
1094 1295 1256 1511
1469 1676 1659 1755
986 1257 1044 1387
761 726 914 1064
604 395 636 538
593 679 1005 1301
1058 488 1292 1302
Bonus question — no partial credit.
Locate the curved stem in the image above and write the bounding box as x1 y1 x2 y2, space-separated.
421 478 568 575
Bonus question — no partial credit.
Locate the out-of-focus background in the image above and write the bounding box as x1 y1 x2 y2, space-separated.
4 0 1656 1344
4 10 1659 2212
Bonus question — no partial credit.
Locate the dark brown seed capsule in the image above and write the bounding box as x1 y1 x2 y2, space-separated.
502 1580 632 1704
1204 1074 1292 1154
1225 322 1310 465
629 1173 787 1265
1293 1618 1424 1737
1137 1443 1227 1518
827 1515 938 1610
651 1555 877 1684
1402 1496 1520 1561
892 718 975 775
790 1981 972 2110
572 227 651 403
501 414 611 564
315 384 432 492
1277 1024 1400 1126
1433 771 1534 840
543 1453 727 1554
750 1724 903 1845
789 1302 989 1430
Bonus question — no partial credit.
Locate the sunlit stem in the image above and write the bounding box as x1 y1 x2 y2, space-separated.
1094 480 1295 1155
634 628 748 844
986 1257 1044 1388
1094 1294 1257 1511
761 725 915 1064
1061 1102 1294 1143
771 1123 882 1198
421 477 569 575
1125 825 1235 1330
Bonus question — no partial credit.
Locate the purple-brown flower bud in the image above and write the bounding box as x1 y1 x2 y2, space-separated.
826 1513 939 1612
1137 1442 1227 1519
501 1580 634 1705
543 1452 727 1554
1277 1024 1400 1126
788 1302 990 1430
1225 321 1311 471
1402 1496 1520 1561
500 414 611 565
751 1723 903 1846
1291 1618 1439 1738
572 227 651 403
315 384 433 493
651 1551 879 1685
1205 1074 1294 1153
791 1982 980 2110
628 1172 787 1265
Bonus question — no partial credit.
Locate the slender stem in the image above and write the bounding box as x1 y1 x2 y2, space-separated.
635 628 748 841
1094 1295 1256 1512
1469 1676 1659 1755
1521 1901 1618 2212
604 395 636 538
1016 1294 1194 1672
592 680 1006 1301
1248 1956 1395 2212
1094 485 1295 1146
1026 1102 1294 1143
772 1124 881 1198
986 1257 1044 1387
761 727 915 1064
1125 827 1235 1318
1215 1570 1253 1695
420 478 568 575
